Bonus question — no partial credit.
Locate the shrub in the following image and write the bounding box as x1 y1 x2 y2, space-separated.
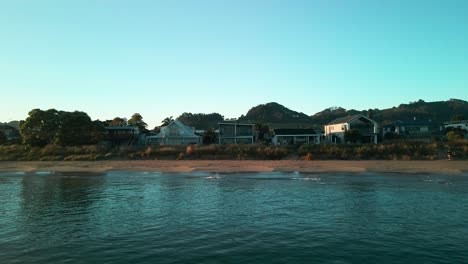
447 131 463 141
186 145 193 155
41 144 65 156
177 152 184 160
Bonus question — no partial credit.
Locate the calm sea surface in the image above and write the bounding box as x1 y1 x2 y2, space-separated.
1 170 467 263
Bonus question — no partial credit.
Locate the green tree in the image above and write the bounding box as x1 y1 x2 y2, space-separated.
447 131 462 141
54 111 97 146
254 122 270 141
89 120 105 143
203 128 217 144
110 117 127 126
128 113 148 131
176 112 224 130
20 109 61 146
161 116 174 126
20 108 105 146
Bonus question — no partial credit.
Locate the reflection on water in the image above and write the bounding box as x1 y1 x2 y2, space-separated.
0 171 467 263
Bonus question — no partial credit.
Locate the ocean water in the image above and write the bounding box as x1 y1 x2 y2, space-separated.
0 170 467 263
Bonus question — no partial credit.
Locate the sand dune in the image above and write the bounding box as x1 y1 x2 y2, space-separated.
0 160 467 174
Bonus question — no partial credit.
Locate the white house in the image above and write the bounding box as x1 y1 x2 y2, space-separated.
444 120 468 131
272 128 321 145
324 114 378 144
146 120 201 145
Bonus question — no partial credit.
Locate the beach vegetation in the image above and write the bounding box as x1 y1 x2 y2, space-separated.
0 141 467 161
177 152 185 160
446 130 464 141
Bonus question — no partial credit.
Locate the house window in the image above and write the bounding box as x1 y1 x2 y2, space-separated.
169 127 180 136
221 126 235 136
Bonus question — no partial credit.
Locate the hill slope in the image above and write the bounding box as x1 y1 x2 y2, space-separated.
310 99 468 125
238 102 314 127
373 99 468 124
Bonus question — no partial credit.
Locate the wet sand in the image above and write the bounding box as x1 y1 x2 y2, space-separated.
0 160 467 174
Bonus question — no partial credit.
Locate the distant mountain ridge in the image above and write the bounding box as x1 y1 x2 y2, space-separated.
370 99 468 124
237 99 468 128
238 102 313 126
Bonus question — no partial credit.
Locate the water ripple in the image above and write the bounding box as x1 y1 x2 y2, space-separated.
0 172 467 263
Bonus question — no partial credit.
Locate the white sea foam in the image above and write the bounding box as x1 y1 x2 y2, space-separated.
205 175 221 180
293 177 321 181
35 171 54 175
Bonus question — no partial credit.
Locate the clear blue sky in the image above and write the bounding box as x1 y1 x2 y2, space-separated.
1 0 467 128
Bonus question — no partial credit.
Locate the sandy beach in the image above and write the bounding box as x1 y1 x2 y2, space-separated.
0 160 467 174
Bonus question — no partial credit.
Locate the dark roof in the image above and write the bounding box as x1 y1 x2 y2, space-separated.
104 126 139 130
327 114 361 125
444 120 468 125
274 128 317 135
327 114 378 125
383 120 439 127
218 122 254 126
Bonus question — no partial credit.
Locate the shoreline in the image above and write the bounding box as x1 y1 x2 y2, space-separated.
1 160 467 175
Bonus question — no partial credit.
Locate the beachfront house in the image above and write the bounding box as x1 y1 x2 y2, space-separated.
104 126 141 146
0 124 20 142
146 120 201 145
272 128 321 145
444 120 468 132
218 121 254 144
382 119 442 142
324 114 378 144
444 119 468 139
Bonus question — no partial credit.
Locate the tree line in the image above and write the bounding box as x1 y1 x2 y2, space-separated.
18 109 149 147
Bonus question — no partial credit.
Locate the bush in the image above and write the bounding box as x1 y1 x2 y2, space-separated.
177 152 184 160
41 144 65 156
304 152 312 161
447 131 463 141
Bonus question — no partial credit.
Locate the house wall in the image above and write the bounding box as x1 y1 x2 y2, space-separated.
218 123 254 144
324 123 347 144
1 129 15 139
324 124 347 135
104 127 140 146
146 137 200 145
349 123 374 135
272 135 321 145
